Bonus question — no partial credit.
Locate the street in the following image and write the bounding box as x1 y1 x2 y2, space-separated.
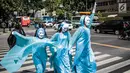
0 26 130 73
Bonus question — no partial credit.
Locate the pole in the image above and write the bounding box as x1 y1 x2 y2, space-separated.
86 0 87 11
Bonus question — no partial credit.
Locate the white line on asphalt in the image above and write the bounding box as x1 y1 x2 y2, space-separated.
0 61 51 73
94 52 101 55
95 54 111 60
97 59 130 73
97 56 122 67
124 70 130 73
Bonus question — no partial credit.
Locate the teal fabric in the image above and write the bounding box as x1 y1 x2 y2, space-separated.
88 13 95 28
0 31 56 73
33 28 56 73
51 31 72 73
79 15 86 26
69 13 97 73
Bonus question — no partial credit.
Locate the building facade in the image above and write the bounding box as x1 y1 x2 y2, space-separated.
96 0 130 20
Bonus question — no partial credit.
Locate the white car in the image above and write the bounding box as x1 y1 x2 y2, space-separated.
45 21 53 27
53 20 73 30
91 21 100 29
53 20 62 30
65 20 73 30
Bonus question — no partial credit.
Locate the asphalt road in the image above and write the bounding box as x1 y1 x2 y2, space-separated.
0 26 130 73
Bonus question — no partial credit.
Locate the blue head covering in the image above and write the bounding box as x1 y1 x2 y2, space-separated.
58 22 64 31
80 15 86 26
58 22 69 32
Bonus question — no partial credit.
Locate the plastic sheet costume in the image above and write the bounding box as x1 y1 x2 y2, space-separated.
50 22 72 73
0 31 56 73
32 26 50 73
69 2 97 73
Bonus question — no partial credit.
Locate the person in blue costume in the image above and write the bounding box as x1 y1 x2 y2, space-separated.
32 23 49 73
50 22 72 73
0 31 56 73
69 2 97 73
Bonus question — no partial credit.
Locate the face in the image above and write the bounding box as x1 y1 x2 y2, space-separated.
62 24 69 32
62 27 68 32
85 16 90 26
38 30 45 39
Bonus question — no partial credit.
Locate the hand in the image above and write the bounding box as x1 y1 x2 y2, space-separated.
92 2 97 14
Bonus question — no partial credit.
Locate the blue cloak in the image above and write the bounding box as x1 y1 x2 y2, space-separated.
69 13 97 73
51 31 72 73
0 31 56 73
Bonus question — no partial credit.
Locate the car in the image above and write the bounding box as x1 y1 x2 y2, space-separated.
64 20 73 30
45 21 53 27
53 20 63 30
94 20 129 35
91 21 101 29
53 20 73 30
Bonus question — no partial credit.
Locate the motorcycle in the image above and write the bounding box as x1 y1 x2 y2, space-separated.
118 22 130 40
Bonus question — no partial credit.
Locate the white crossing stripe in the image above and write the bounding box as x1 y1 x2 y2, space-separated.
124 70 130 73
95 54 111 60
1 49 129 73
97 57 122 66
97 59 130 73
94 52 101 55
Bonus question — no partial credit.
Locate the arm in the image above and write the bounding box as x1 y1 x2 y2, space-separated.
69 28 82 50
21 28 26 36
50 33 58 41
89 2 97 28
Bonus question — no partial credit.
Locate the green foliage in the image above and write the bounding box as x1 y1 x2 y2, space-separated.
98 17 123 22
34 17 43 22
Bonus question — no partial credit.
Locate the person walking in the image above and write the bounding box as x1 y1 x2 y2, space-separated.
69 2 97 73
33 24 55 73
7 23 26 49
50 22 72 73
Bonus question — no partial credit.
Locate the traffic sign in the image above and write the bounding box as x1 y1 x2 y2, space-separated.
118 3 127 13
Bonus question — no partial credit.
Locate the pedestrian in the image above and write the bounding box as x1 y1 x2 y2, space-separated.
8 20 12 31
1 22 6 33
33 24 55 73
7 22 26 49
69 2 97 73
34 23 47 38
1 31 57 73
50 22 72 73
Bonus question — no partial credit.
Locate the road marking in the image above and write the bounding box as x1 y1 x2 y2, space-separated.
124 70 130 73
95 54 111 60
97 59 130 73
92 42 130 51
94 52 101 55
97 57 122 66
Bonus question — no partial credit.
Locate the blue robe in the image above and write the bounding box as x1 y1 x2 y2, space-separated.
0 31 56 73
33 27 56 73
69 13 97 73
51 31 72 73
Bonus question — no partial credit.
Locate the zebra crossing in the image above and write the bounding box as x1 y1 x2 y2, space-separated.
0 47 130 73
